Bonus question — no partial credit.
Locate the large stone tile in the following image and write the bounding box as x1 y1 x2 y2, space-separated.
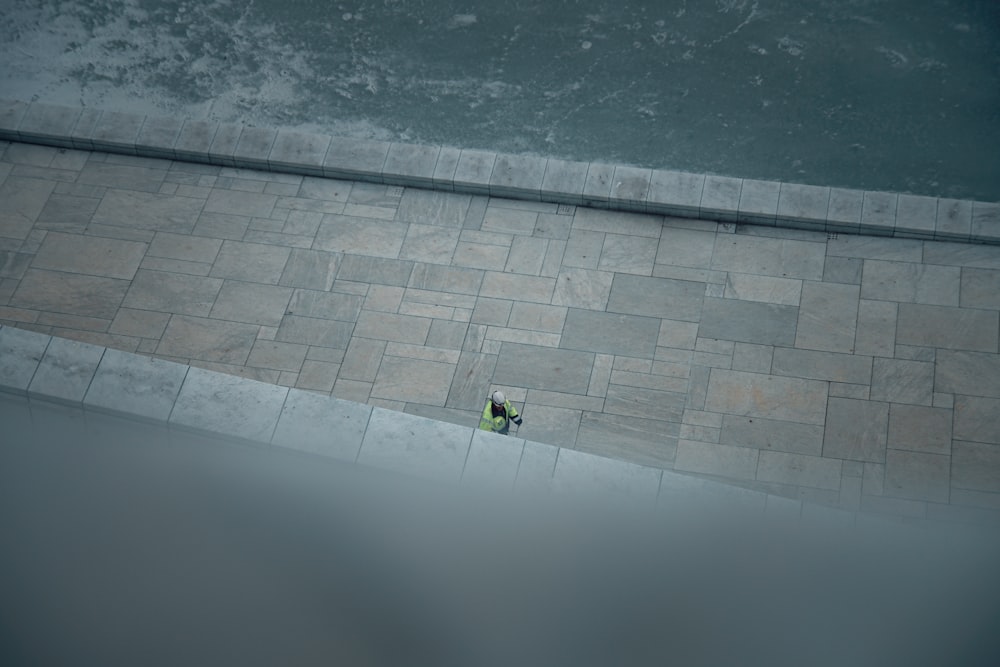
870 358 933 406
287 288 362 322
698 297 798 346
598 233 656 275
210 281 293 326
462 429 524 490
27 337 105 403
478 271 554 304
720 414 825 456
271 390 371 461
17 103 81 146
232 126 277 169
711 234 825 280
31 231 147 280
453 149 496 194
123 270 223 316
860 259 960 306
656 227 716 268
399 224 461 264
91 189 203 233
887 404 952 455
382 142 440 186
572 206 662 238
953 395 1000 445
951 441 1000 493
278 248 341 291
508 302 567 334
337 254 413 287
884 449 950 503
794 282 859 353
552 448 661 503
246 340 307 372
0 250 33 279
209 240 291 285
894 193 937 239
396 189 471 227
84 348 188 421
0 326 50 393
489 153 547 199
723 273 801 306
157 315 258 364
776 183 830 228
358 407 472 482
173 119 218 162
514 404 580 448
267 129 330 174
339 338 386 382
699 174 742 222
77 163 166 192
935 198 972 241
959 268 1000 310
147 231 222 264
275 315 354 348
0 177 57 238
822 397 889 463
771 347 872 384
371 355 456 406
314 214 407 258
826 235 923 262
562 229 604 270
674 440 759 479
539 158 589 204
409 262 484 296
606 273 704 321
854 299 896 358
493 342 593 394
11 268 128 319
737 179 780 225
603 384 685 421
646 169 704 216
923 240 1000 270
581 162 614 206
896 304 998 353
576 411 678 468
446 351 498 410
33 193 99 232
170 367 287 443
935 350 1000 398
560 308 659 358
705 369 828 425
757 450 842 490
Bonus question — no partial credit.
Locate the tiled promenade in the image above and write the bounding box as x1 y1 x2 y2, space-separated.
2 140 999 521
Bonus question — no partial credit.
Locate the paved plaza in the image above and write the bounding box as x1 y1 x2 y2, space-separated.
1 140 999 519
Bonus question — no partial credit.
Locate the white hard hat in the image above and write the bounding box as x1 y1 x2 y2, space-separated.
491 391 506 406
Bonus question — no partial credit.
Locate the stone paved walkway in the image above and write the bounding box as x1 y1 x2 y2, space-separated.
2 141 999 519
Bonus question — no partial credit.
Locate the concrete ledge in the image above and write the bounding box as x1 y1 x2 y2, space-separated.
0 98 996 244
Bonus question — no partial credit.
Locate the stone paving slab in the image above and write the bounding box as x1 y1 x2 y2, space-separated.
2 136 1000 522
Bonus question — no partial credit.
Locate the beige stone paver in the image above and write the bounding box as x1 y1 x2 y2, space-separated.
2 142 1000 519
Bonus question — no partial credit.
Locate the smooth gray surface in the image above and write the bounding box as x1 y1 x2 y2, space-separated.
357 407 472 481
28 337 105 403
0 325 49 393
84 348 188 421
170 366 288 442
271 388 372 462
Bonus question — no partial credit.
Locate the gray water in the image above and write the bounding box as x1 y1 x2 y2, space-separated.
1 0 998 200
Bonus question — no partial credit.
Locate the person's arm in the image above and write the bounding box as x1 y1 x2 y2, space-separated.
508 402 522 425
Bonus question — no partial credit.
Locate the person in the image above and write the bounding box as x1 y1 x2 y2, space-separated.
478 390 522 435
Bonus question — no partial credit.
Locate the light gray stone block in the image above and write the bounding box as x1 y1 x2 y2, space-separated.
90 110 144 154
952 441 1000 493
776 182 830 229
560 308 660 358
971 201 1000 244
382 142 440 186
723 272 801 305
322 136 390 182
576 411 678 468
607 273 704 321
515 440 559 491
551 448 661 503
540 158 589 204
854 299 896 358
232 126 276 169
698 297 798 346
489 153 547 200
28 337 105 403
207 122 242 166
358 407 472 482
170 366 287 442
827 235 923 261
462 429 524 490
894 194 937 239
795 282 859 354
271 389 371 461
934 198 972 241
122 270 222 317
609 165 651 212
647 169 705 217
935 350 1000 398
135 114 184 158
267 130 330 175
960 267 1000 309
826 187 863 233
17 103 81 147
822 397 889 463
452 149 496 194
757 450 842 490
0 326 50 394
512 404 580 448
432 146 461 190
705 369 828 425
896 304 998 353
712 234 826 280
581 162 614 206
603 383 685 421
84 348 188 421
771 347 871 384
860 191 897 236
158 315 259 364
550 267 613 310
700 175 742 222
11 268 130 320
33 231 147 280
888 404 951 455
871 358 934 406
674 440 759 479
720 414 824 456
885 449 950 502
860 259 961 306
174 119 219 163
69 107 103 149
953 395 1000 445
494 342 594 394
0 100 29 140
737 179 780 225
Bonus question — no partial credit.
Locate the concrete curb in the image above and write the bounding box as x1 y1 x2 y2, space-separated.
2 99 997 244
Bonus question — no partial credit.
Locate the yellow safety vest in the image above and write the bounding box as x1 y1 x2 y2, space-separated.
478 399 519 433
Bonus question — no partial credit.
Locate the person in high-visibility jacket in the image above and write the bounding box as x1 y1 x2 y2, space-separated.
479 390 522 435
